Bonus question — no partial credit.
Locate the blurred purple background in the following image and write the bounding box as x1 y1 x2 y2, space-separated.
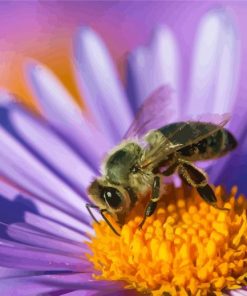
0 1 246 111
0 1 247 230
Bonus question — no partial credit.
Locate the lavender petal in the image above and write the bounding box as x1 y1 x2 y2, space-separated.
0 241 92 272
7 222 89 255
0 127 91 223
60 291 99 296
210 131 247 193
0 273 103 296
26 62 110 168
62 289 140 296
10 106 94 195
0 267 32 279
24 212 92 242
74 27 133 143
127 25 180 117
230 290 247 296
186 9 240 117
0 180 93 238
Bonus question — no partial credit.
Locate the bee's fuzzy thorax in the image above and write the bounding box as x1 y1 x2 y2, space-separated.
100 139 141 176
101 140 142 185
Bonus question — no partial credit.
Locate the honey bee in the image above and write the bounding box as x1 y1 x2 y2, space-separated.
86 86 237 236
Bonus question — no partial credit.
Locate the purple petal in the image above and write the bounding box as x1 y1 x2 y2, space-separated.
26 62 110 168
0 273 102 296
127 25 180 118
0 127 91 223
0 241 92 271
10 107 94 194
207 106 247 189
62 289 140 296
0 180 93 236
99 290 140 296
24 212 91 242
210 128 247 193
7 222 89 255
0 185 38 230
0 180 93 237
0 267 32 279
186 9 240 116
230 291 247 296
61 291 98 296
74 27 133 143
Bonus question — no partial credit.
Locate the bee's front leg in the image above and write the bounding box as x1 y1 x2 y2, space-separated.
138 175 160 230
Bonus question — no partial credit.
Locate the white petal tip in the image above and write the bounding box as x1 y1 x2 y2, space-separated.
202 8 237 37
151 25 171 42
76 26 94 39
74 27 103 61
25 60 45 77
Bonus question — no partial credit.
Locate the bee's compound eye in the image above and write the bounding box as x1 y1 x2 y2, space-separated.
102 187 122 209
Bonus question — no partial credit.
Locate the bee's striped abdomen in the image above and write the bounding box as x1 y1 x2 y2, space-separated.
178 129 237 161
158 122 237 162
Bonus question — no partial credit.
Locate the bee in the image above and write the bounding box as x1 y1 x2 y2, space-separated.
86 86 238 236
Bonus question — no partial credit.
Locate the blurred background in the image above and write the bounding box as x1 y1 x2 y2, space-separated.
0 0 247 236
0 1 246 111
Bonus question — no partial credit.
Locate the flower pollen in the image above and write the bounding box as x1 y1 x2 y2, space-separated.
87 184 247 295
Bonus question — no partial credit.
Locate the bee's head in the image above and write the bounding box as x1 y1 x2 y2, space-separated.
87 178 135 225
87 142 153 225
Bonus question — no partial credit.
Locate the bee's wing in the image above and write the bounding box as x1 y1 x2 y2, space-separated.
124 85 175 139
140 113 231 169
163 113 231 149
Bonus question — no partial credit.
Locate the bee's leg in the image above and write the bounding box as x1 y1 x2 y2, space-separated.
138 175 160 230
177 161 228 211
158 153 178 176
161 162 178 176
177 160 208 188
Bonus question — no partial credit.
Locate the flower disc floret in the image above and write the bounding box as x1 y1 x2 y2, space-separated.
88 184 247 295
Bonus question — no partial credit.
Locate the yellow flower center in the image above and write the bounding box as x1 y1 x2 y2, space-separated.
87 184 247 295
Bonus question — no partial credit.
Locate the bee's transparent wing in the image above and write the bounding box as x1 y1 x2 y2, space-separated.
191 113 231 127
124 85 175 139
140 113 231 170
163 113 231 149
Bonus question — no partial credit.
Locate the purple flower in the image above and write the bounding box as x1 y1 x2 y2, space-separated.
0 8 246 296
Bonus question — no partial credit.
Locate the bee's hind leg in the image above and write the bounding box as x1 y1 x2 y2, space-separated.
138 175 160 230
177 160 208 188
177 160 228 211
161 162 178 176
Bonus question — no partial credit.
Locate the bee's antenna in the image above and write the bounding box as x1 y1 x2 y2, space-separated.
100 209 120 236
86 204 121 236
85 203 100 224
